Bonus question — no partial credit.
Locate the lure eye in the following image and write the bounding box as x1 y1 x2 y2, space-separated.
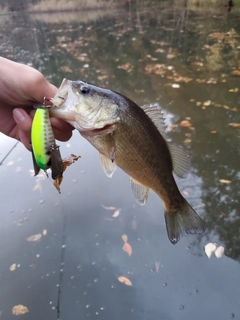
80 85 90 94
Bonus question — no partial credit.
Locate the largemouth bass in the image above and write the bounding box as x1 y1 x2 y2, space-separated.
31 105 63 180
51 79 205 244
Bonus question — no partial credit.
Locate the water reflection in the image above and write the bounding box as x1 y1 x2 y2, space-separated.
1 3 240 254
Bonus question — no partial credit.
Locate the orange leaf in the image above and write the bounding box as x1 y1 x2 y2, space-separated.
122 234 128 243
229 123 240 127
118 276 132 286
122 242 132 256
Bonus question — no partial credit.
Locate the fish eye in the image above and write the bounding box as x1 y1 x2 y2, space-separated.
80 85 90 94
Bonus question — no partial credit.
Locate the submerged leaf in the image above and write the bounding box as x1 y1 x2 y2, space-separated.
12 305 29 315
10 263 17 271
27 233 42 242
215 246 225 258
118 276 132 286
219 179 231 184
122 234 128 243
122 242 132 256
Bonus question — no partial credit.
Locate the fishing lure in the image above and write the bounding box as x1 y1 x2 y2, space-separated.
31 103 63 180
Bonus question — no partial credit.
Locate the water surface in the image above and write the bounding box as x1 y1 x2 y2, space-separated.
0 1 240 319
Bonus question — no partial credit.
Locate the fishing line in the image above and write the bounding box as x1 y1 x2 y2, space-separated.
0 141 19 165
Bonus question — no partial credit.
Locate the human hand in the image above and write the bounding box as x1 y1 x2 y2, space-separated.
0 57 73 150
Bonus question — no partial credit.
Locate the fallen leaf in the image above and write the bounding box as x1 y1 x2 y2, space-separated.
205 242 217 258
215 246 225 258
118 276 132 286
112 209 121 218
122 242 132 256
7 161 14 166
180 120 192 127
203 100 211 106
122 234 128 243
172 83 180 88
184 138 192 143
231 70 240 76
102 205 117 210
219 179 231 184
182 190 189 196
10 263 16 271
228 88 238 92
210 130 217 134
27 233 42 242
229 123 240 127
12 305 29 315
42 229 47 236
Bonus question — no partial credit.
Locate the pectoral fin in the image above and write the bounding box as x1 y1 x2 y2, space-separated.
130 178 149 206
100 153 116 178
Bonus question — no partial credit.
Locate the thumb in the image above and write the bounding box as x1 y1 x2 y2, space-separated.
13 108 32 150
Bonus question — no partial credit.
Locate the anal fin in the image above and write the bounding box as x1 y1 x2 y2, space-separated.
130 178 149 206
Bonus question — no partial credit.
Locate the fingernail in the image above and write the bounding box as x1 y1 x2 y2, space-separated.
13 109 25 122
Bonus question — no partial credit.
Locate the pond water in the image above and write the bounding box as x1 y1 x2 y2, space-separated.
0 1 240 319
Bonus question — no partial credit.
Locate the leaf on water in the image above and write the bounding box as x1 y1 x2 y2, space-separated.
7 161 14 166
229 123 240 127
231 70 240 76
27 233 42 242
10 263 16 271
228 88 238 93
210 130 217 134
205 242 217 258
122 242 132 256
184 138 192 143
203 100 211 106
101 205 117 210
215 246 225 258
122 234 128 243
155 261 160 273
118 276 132 286
12 305 29 315
59 65 72 73
172 83 180 88
117 63 133 73
219 179 231 184
112 209 121 218
15 167 22 172
53 154 81 193
180 120 192 127
42 229 47 236
32 184 40 191
182 190 189 196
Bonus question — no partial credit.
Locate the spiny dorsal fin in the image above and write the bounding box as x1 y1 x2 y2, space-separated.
130 177 150 206
140 103 167 139
167 142 191 179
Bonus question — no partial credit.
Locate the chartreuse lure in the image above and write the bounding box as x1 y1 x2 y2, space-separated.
31 104 63 180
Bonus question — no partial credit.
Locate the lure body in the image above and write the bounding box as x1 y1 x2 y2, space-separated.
31 105 63 180
31 106 55 170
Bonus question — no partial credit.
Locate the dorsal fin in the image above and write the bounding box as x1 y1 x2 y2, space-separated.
140 103 190 179
167 142 191 179
140 103 167 139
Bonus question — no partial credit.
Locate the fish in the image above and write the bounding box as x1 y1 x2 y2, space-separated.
50 79 205 244
31 105 63 180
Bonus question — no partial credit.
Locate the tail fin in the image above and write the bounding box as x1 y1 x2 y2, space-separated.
164 200 205 245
